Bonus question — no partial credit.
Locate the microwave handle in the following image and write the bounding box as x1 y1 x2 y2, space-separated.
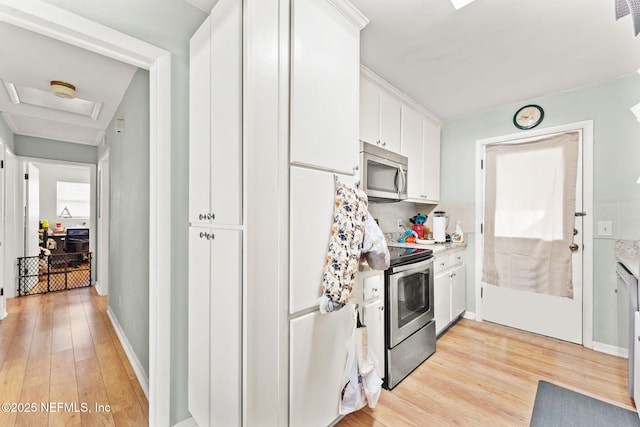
397 165 406 195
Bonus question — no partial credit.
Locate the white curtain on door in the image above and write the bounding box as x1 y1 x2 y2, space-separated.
483 131 579 298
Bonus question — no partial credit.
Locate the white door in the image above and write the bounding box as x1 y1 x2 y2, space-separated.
97 151 110 296
5 150 18 299
25 162 40 257
481 130 583 344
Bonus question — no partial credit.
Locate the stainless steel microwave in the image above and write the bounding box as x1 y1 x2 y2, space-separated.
360 141 408 202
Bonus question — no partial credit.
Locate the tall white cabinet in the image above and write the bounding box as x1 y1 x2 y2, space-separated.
188 0 243 425
289 1 368 426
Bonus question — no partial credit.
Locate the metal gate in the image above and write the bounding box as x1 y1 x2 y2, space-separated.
17 252 92 296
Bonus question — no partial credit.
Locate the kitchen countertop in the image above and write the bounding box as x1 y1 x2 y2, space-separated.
615 240 640 278
387 240 468 254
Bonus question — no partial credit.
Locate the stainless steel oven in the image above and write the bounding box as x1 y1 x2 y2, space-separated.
384 247 435 389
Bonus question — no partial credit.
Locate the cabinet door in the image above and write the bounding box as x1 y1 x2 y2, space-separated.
422 117 441 202
209 0 242 226
290 167 356 313
401 105 424 200
290 0 360 174
189 0 243 227
188 227 242 427
360 77 380 145
379 91 401 153
290 308 354 427
189 17 211 226
363 298 385 378
451 264 466 320
434 271 451 336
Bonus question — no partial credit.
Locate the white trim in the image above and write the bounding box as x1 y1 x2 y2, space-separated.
592 341 629 358
106 307 150 397
97 149 110 297
0 2 172 424
326 0 369 29
463 311 476 320
474 120 594 347
360 65 442 125
172 417 198 427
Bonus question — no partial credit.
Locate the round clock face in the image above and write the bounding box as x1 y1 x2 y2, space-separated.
513 105 544 130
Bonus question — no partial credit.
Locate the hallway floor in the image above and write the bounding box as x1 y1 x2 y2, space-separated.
0 286 148 426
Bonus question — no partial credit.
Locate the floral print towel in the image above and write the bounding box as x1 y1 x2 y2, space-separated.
319 181 368 313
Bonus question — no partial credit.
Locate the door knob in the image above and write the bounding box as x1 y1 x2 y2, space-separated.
569 243 579 252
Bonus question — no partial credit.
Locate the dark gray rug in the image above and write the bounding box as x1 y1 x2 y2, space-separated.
530 381 640 426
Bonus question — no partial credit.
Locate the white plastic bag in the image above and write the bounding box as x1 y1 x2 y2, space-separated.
339 325 366 415
362 212 390 270
361 349 383 408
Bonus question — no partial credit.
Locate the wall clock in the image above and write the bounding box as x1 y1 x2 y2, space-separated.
513 104 544 130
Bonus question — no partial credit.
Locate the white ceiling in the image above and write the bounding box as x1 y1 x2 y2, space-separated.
349 0 640 120
0 21 137 145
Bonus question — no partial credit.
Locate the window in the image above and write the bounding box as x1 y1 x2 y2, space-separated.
57 181 90 218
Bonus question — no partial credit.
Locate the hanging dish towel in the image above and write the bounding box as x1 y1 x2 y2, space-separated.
319 180 368 313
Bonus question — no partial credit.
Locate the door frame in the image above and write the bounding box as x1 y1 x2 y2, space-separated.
97 149 110 297
0 2 172 424
474 120 594 348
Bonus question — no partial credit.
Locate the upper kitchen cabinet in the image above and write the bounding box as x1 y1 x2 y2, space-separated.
402 105 441 203
189 1 242 227
290 0 368 175
360 75 402 153
360 66 442 203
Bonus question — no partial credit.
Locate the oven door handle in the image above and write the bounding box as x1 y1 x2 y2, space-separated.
391 258 433 274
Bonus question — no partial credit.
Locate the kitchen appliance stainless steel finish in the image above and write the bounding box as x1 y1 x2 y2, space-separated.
360 141 408 202
616 262 638 397
384 246 435 389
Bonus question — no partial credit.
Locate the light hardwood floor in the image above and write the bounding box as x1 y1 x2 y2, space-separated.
338 318 636 426
0 286 148 426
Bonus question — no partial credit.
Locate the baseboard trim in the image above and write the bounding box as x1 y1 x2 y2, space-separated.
592 341 628 358
463 311 477 320
173 416 197 427
106 307 150 398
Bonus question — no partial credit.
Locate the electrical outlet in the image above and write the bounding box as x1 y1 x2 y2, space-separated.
397 219 403 229
597 221 613 237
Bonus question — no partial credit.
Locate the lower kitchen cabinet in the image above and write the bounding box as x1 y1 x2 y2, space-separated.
434 271 451 336
634 312 640 405
356 268 385 378
188 227 242 427
290 308 354 427
434 248 467 336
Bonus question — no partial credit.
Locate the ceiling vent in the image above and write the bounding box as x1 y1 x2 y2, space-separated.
2 80 103 120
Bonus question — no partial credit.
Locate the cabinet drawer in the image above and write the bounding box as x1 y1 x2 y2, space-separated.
450 250 465 267
434 254 449 274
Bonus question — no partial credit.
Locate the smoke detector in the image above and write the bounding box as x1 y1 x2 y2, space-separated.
50 81 76 99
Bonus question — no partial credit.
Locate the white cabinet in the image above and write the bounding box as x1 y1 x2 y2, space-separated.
634 312 640 410
401 105 441 203
360 67 441 203
188 2 243 426
356 268 385 378
290 0 363 174
433 248 466 336
422 117 441 203
289 167 357 313
434 271 451 336
359 76 401 153
189 0 242 227
451 264 466 320
188 227 242 427
290 308 354 427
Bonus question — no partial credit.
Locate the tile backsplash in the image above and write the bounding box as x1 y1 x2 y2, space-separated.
368 201 475 234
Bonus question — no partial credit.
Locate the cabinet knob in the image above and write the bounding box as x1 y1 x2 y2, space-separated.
376 140 381 146
441 262 445 267
372 287 378 292
199 232 215 241
382 141 387 147
379 306 384 311
199 213 205 220
206 213 215 220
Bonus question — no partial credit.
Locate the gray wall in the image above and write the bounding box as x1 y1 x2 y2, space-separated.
440 73 640 347
103 68 151 378
0 115 14 151
14 136 97 164
42 0 206 422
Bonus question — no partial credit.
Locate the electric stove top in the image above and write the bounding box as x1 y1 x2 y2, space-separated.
386 245 433 267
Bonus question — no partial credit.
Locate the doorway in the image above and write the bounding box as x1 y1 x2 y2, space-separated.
475 121 594 346
0 3 172 423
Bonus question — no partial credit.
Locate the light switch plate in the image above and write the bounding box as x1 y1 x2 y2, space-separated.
598 221 613 236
